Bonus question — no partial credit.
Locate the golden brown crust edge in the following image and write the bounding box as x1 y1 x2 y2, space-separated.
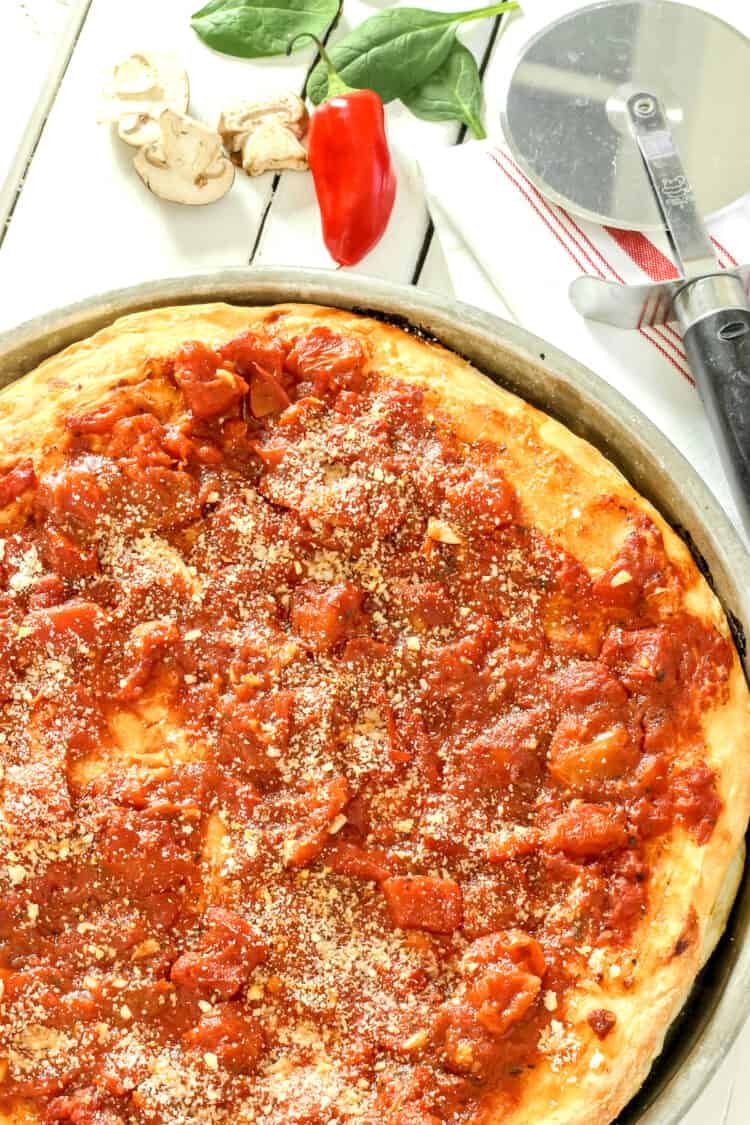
0 302 748 1125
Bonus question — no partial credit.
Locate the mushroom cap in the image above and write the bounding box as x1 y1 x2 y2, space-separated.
98 52 189 148
133 110 235 205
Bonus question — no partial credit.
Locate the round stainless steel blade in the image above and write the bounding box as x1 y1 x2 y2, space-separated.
501 0 750 230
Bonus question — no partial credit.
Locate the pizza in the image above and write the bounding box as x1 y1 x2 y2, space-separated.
0 302 748 1125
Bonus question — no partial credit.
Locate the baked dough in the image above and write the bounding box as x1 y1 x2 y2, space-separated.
0 303 748 1125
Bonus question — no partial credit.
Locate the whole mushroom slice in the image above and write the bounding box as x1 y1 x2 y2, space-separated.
218 93 309 176
134 110 235 205
98 52 189 148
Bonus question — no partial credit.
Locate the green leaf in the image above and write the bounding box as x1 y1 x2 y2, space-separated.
191 0 340 59
306 2 517 105
402 41 486 138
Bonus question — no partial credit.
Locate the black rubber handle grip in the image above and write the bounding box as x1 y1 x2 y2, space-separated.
682 306 750 535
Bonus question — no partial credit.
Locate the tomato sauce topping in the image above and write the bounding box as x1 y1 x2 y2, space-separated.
0 324 732 1124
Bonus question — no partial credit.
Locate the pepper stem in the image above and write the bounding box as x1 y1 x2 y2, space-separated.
287 34 354 99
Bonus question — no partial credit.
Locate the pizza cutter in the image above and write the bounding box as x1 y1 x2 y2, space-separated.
501 0 750 536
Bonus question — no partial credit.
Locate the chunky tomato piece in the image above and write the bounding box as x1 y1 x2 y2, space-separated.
553 659 628 711
283 774 350 868
342 635 391 668
220 329 286 376
601 626 681 695
545 803 628 860
28 601 109 646
27 573 66 609
122 463 201 530
183 1004 265 1071
0 458 36 508
466 966 541 1035
436 930 546 1060
284 327 366 395
461 930 546 978
382 876 463 934
44 528 99 579
290 581 366 651
549 659 638 786
672 765 722 843
101 809 194 896
386 707 441 785
65 397 138 435
117 618 180 700
220 334 291 419
161 420 196 463
105 412 175 468
324 839 391 882
37 459 106 530
443 462 516 535
453 709 543 798
175 340 248 419
425 620 496 699
171 907 267 999
437 1001 501 1076
592 516 672 609
549 715 637 787
395 580 454 629
217 691 292 778
249 368 291 418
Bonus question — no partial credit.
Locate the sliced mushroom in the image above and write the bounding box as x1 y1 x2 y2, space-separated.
241 120 308 177
134 110 234 205
98 52 189 148
218 94 309 177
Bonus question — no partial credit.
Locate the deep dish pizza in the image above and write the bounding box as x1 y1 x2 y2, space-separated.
0 303 748 1125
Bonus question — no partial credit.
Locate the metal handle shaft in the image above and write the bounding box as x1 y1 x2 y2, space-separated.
627 93 718 280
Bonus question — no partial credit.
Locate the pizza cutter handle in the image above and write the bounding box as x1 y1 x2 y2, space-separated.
675 275 750 534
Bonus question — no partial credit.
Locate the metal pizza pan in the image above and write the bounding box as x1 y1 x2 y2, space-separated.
0 266 748 1124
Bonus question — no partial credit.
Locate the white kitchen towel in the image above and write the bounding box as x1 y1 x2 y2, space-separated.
419 1 750 539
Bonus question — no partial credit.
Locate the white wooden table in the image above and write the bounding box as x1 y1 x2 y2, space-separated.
1 1 749 1121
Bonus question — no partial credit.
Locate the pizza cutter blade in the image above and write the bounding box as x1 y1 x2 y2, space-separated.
501 0 750 537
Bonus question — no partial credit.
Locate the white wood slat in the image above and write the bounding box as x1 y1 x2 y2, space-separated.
412 229 455 299
0 0 321 332
255 1 501 280
0 0 90 234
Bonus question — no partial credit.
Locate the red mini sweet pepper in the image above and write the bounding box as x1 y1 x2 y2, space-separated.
290 35 397 267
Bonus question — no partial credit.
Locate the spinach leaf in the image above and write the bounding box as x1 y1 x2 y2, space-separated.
191 0 339 58
306 2 517 105
402 40 486 138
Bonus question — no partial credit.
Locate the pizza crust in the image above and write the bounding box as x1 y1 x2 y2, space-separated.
0 302 748 1125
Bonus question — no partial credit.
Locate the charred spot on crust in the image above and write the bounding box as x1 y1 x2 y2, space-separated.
351 306 444 347
587 1009 617 1039
673 527 747 657
671 906 699 960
